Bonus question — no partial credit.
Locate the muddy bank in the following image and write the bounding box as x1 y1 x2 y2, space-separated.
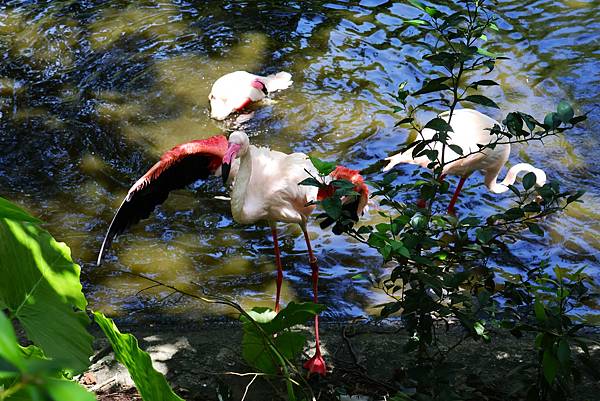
80 318 600 401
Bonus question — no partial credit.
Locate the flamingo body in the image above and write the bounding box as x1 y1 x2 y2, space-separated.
222 131 368 376
97 132 368 377
209 71 292 120
383 109 546 212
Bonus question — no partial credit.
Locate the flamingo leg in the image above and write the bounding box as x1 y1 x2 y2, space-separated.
301 224 326 376
447 175 468 215
270 223 283 313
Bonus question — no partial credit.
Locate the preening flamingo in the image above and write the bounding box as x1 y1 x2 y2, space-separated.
209 71 293 120
97 132 369 376
383 108 547 214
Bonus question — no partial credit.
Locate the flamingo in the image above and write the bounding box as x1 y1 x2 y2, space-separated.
97 132 369 376
383 108 547 214
209 71 293 120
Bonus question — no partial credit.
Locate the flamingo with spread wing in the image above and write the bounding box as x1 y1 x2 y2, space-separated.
97 131 368 376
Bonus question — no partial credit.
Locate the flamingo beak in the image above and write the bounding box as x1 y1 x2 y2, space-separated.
222 143 241 185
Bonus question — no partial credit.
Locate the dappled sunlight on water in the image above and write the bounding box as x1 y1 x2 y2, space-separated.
0 0 598 320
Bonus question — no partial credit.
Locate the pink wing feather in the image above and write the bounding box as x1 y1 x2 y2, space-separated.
97 135 228 265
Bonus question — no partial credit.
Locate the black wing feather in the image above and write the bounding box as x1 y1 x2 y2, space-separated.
97 154 216 266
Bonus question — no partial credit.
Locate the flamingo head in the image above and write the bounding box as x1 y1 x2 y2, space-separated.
222 131 249 185
317 166 369 220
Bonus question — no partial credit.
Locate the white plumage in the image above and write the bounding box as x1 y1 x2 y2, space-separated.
209 71 292 120
384 109 547 212
222 131 368 376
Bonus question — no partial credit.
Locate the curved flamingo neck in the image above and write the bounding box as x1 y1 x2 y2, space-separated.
486 163 547 194
230 147 254 222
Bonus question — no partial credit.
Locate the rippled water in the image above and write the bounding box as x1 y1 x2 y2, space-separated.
0 0 598 322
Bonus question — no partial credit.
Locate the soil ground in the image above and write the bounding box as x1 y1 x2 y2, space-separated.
79 317 600 401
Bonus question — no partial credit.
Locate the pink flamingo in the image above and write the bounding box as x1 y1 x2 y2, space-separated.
97 132 369 376
383 109 546 214
209 71 292 120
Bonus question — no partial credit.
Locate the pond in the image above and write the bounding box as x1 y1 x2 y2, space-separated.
0 0 598 323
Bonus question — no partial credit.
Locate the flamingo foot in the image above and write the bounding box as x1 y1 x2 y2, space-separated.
303 352 326 377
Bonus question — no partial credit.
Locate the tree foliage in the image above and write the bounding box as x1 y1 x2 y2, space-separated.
303 1 597 399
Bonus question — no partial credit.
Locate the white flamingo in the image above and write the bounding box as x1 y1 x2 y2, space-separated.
383 108 547 213
97 131 369 376
209 71 292 120
221 131 368 376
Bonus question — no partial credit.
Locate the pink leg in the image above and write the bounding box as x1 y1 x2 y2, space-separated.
447 175 468 215
271 224 283 313
301 225 326 377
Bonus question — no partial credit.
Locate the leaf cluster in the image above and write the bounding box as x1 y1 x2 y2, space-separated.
304 1 594 399
0 197 188 401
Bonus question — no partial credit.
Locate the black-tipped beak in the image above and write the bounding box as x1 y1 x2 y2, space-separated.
222 162 231 186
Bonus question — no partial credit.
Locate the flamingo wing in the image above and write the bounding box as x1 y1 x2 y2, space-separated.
97 135 228 265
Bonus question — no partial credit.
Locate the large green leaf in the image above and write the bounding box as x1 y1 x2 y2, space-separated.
0 216 92 374
0 312 96 401
240 302 324 373
0 311 25 371
242 329 305 374
93 312 185 401
0 197 41 224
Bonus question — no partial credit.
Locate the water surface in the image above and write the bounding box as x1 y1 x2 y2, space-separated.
0 0 598 322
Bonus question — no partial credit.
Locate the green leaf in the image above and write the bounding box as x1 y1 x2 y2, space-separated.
413 77 450 96
534 299 547 322
405 19 428 26
566 190 585 203
407 0 425 11
240 302 323 374
542 350 559 384
474 321 485 336
0 312 25 370
556 100 574 123
424 117 453 133
0 311 96 401
522 171 536 190
268 302 325 334
469 79 499 89
462 95 500 109
526 222 544 236
45 378 97 401
247 308 278 325
0 197 42 224
569 115 586 125
448 144 463 155
475 227 493 243
321 196 342 220
241 329 278 374
544 112 560 129
241 330 305 374
557 339 570 365
477 47 497 58
505 112 523 135
409 213 428 230
424 6 441 18
0 218 93 373
94 312 185 401
298 177 321 187
308 156 336 176
425 52 458 70
394 117 414 127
